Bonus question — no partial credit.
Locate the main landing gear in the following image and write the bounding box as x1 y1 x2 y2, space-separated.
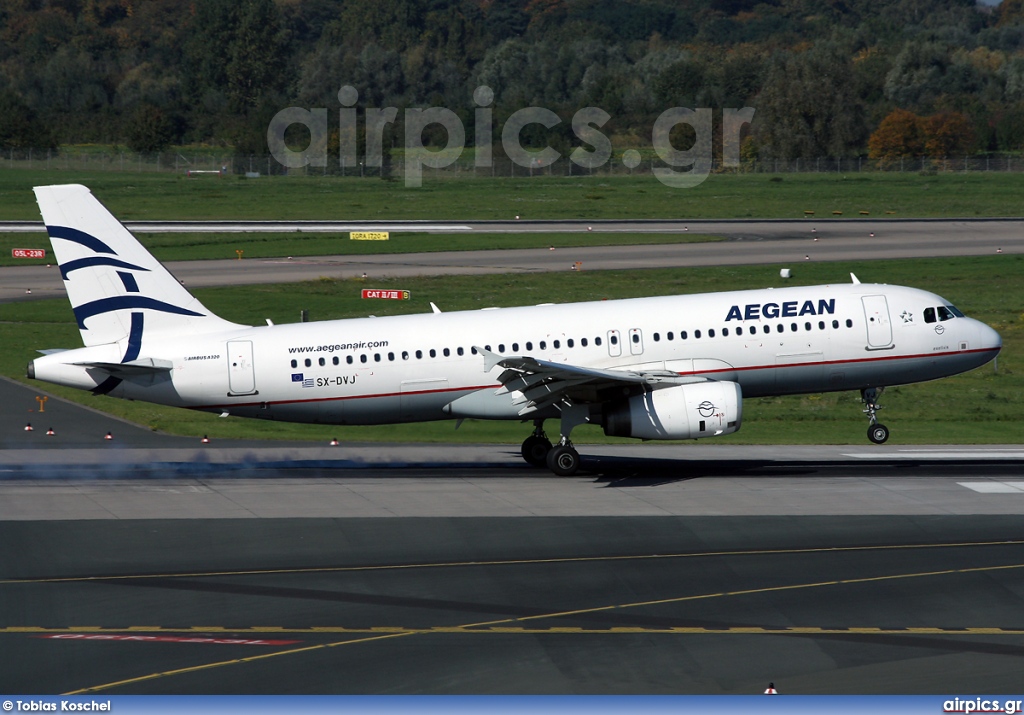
862 387 890 444
520 404 590 476
521 420 552 467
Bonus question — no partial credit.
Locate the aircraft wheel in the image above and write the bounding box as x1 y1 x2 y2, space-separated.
521 435 553 467
546 445 580 477
868 423 890 444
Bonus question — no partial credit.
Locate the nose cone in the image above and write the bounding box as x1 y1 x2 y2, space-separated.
972 320 1002 366
979 321 1002 354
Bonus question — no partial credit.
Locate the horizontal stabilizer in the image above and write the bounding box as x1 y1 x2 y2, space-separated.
73 357 174 375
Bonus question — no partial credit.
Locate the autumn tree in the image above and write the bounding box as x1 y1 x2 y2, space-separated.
923 111 975 156
868 108 925 159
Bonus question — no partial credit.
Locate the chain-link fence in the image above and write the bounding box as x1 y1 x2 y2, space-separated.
3 147 1023 178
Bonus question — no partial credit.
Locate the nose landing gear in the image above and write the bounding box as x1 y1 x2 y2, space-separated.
862 387 889 444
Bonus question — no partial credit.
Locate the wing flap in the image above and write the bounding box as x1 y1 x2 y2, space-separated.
474 346 708 415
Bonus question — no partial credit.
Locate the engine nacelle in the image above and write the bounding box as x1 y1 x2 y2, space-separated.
603 381 742 440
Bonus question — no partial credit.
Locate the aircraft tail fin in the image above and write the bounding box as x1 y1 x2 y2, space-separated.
33 184 245 349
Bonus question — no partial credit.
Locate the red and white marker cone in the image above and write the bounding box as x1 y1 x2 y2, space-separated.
25 422 33 432
46 428 55 436
105 431 113 440
329 438 339 446
201 435 210 444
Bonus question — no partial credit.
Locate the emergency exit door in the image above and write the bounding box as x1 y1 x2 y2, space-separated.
861 295 893 349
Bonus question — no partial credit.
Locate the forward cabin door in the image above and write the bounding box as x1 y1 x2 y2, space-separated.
861 295 894 349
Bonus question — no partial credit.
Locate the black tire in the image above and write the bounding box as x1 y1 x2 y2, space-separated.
868 423 890 444
546 445 580 476
521 435 553 467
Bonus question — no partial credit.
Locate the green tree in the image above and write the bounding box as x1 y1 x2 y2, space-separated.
124 104 175 153
0 90 58 149
753 44 865 158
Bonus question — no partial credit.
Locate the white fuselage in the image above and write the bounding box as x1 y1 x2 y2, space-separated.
33 282 1002 427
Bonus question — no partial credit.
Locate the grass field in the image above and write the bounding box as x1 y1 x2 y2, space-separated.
1 255 1020 445
3 169 1024 223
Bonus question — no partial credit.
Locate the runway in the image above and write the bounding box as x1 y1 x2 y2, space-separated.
2 218 1021 303
3 378 1024 694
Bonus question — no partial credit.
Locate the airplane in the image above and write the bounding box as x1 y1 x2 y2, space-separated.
27 184 1002 475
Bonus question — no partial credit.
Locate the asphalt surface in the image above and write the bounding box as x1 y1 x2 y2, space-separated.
3 373 1024 694
3 218 1021 303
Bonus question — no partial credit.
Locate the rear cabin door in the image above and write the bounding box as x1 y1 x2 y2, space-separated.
227 340 257 395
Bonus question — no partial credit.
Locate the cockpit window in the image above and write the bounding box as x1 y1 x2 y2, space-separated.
947 305 965 318
923 307 936 324
937 306 955 321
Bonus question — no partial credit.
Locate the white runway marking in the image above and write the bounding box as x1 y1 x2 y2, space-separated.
845 451 1024 460
958 482 1024 493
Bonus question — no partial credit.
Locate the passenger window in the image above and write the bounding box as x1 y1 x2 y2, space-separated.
581 338 588 347
845 319 853 328
708 329 715 338
319 357 326 366
485 345 491 351
924 307 936 323
567 339 574 348
805 322 811 331
346 356 353 364
498 344 505 352
763 325 770 334
790 323 797 332
681 331 687 339
631 334 639 343
290 359 297 368
429 349 436 358
304 359 311 367
374 354 381 362
553 340 561 349
512 343 519 352
457 347 464 356
736 327 743 336
832 320 839 329
722 328 729 337
595 337 602 346
937 306 955 321
388 352 395 361
402 351 409 360
776 324 784 333
695 330 702 339
540 341 547 350
360 355 368 363
333 356 339 365
526 341 533 350
416 350 423 359
443 348 450 357
609 335 617 345
667 332 673 340
818 321 825 330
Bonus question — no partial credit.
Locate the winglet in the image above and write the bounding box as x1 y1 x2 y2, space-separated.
850 273 861 284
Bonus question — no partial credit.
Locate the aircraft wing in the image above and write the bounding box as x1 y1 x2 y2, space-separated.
474 346 706 416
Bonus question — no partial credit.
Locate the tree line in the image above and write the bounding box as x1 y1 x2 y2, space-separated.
2 0 1023 161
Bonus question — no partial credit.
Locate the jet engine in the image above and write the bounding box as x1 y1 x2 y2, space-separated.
602 381 742 440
